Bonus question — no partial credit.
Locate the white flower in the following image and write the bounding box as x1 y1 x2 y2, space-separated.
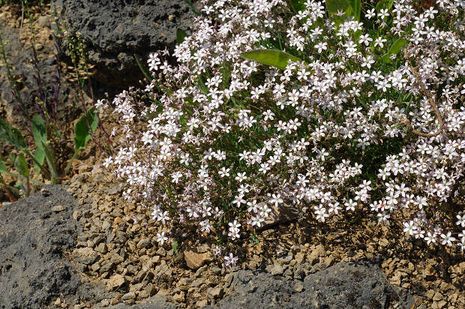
224 253 238 267
269 193 283 207
228 220 241 240
156 232 169 245
440 232 456 246
366 9 376 19
456 214 465 227
403 221 417 237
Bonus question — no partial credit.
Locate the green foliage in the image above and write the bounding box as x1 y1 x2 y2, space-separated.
375 0 395 12
0 159 7 174
380 38 408 63
287 0 305 12
0 118 27 149
171 239 179 255
176 29 187 44
74 108 99 151
31 114 46 170
326 0 362 23
241 49 301 70
14 152 29 178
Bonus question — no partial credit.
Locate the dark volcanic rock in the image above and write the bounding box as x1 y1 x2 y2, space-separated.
212 262 413 309
0 185 108 309
52 0 195 93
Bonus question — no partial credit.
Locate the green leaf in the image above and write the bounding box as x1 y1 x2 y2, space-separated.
376 0 395 12
74 108 99 151
287 0 305 12
0 118 27 149
326 0 361 24
42 140 59 184
33 147 45 172
14 152 29 178
171 239 179 254
387 38 408 55
0 159 7 174
241 49 301 70
176 29 187 44
326 0 351 16
31 114 47 169
380 38 408 63
351 0 361 21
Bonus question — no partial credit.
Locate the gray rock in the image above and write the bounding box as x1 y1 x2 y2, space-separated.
0 185 111 308
211 262 413 309
52 0 195 94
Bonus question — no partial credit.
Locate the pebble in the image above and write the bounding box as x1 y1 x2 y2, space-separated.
208 286 223 298
107 274 126 290
74 248 99 265
172 292 185 303
121 291 136 301
269 263 285 276
308 245 325 265
136 239 151 249
293 282 304 293
51 205 65 212
95 243 108 254
184 250 212 270
196 299 208 307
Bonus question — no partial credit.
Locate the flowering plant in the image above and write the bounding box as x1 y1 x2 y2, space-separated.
100 0 465 263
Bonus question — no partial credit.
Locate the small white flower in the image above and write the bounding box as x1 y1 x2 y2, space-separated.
440 232 456 246
224 253 238 267
156 232 169 245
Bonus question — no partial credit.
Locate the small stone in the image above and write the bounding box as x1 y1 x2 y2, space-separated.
72 210 81 220
426 290 436 300
100 262 115 273
156 247 167 256
295 252 305 264
308 245 325 265
173 292 185 303
37 15 51 28
208 287 223 298
102 220 111 230
54 298 61 305
191 278 204 288
51 205 65 212
95 243 108 254
177 278 191 291
74 248 98 265
196 300 208 308
184 250 212 270
100 299 110 307
41 188 51 197
109 253 125 265
137 239 151 249
91 262 101 272
269 263 284 276
323 256 335 267
433 293 443 301
107 274 126 290
293 282 304 293
211 267 222 275
121 292 135 301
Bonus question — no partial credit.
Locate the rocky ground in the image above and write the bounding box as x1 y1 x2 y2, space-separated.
0 183 413 309
0 1 464 309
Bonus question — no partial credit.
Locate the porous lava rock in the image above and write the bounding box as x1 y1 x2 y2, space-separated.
0 185 109 308
211 262 413 309
52 0 195 93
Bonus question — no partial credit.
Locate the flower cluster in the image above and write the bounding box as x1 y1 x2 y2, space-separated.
101 0 465 258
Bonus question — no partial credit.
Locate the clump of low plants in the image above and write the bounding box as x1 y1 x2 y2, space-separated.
101 0 465 265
